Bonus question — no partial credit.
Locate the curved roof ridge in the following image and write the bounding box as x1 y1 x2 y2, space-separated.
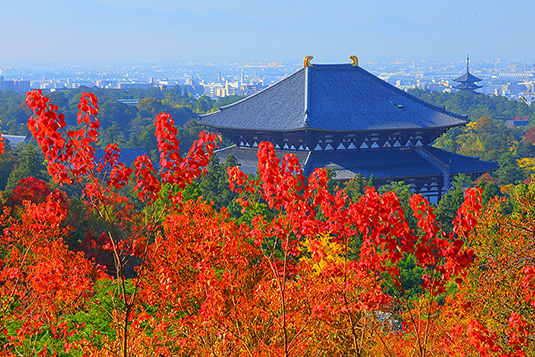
303 66 310 127
311 63 353 68
199 67 306 118
352 65 468 122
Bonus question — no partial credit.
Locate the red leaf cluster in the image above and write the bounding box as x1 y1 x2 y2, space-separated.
27 90 99 185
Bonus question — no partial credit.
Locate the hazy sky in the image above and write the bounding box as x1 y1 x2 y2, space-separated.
1 0 534 64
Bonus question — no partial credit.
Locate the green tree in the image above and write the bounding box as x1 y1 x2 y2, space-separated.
496 152 525 185
99 121 126 148
0 142 18 191
47 91 69 112
163 105 196 127
136 97 163 118
98 100 137 129
434 174 473 231
126 124 158 161
344 173 367 201
182 155 242 217
163 92 189 108
5 144 50 192
195 95 214 113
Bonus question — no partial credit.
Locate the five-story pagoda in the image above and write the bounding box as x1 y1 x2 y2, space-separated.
199 56 496 202
453 55 482 92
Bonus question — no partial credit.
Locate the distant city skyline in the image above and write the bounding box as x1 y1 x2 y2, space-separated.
1 0 534 65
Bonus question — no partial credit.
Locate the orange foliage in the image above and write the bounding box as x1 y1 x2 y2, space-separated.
0 91 532 356
0 193 104 355
523 127 535 144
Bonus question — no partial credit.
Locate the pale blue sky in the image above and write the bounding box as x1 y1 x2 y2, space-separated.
1 0 533 64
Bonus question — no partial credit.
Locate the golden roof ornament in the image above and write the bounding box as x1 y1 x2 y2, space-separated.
303 56 314 67
350 55 359 67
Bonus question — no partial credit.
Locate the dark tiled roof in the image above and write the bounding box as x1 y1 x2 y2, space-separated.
454 71 482 83
425 146 498 174
199 63 467 132
212 145 497 181
304 148 441 180
94 147 148 167
212 145 310 176
306 65 467 130
200 70 307 131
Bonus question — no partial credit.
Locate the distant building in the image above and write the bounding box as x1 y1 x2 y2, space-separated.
200 56 497 202
506 117 530 128
1 135 27 146
117 99 139 106
501 82 529 96
211 82 248 98
453 55 482 92
240 83 267 96
214 86 227 98
0 76 30 93
96 79 119 89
